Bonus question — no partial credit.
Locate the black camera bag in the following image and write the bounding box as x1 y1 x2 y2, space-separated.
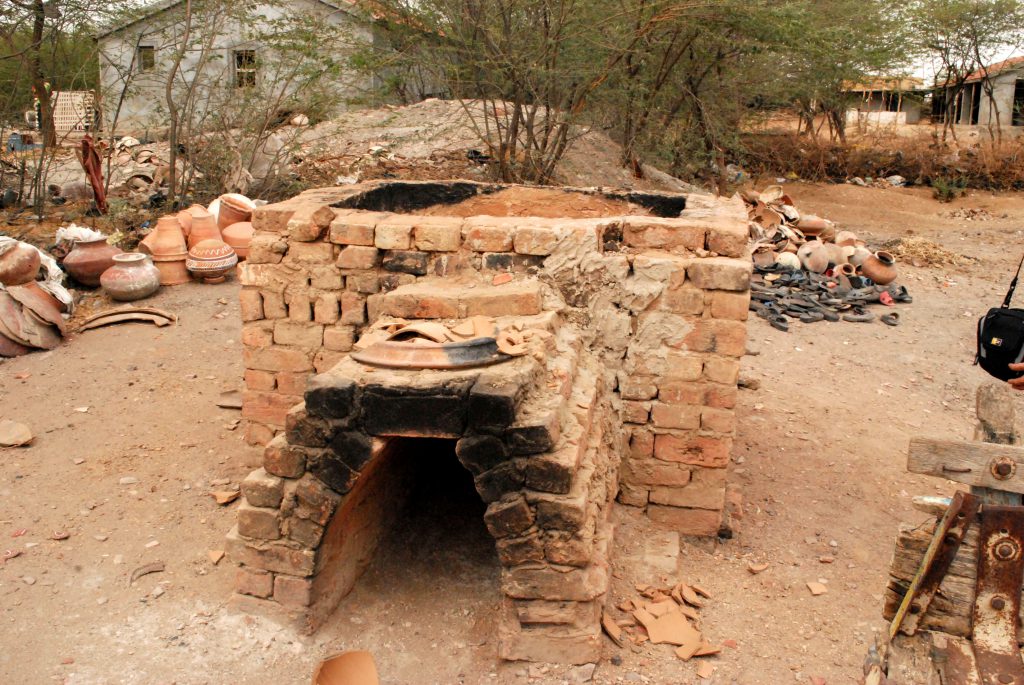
977 254 1024 381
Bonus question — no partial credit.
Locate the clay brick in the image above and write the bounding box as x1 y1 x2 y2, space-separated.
236 567 274 598
650 403 701 430
456 435 510 475
245 422 276 447
264 434 307 478
314 349 346 374
647 504 722 536
293 475 342 525
373 289 460 319
653 433 731 467
414 223 462 251
309 266 342 290
622 217 705 251
663 352 704 381
329 213 382 245
276 372 310 397
242 322 274 348
681 319 746 357
618 374 657 401
337 245 380 270
286 403 331 447
513 598 601 627
710 290 750 320
469 378 519 433
703 356 740 385
660 284 705 315
284 241 334 264
252 202 295 235
226 526 316 576
513 226 559 255
310 451 359 494
622 401 650 424
462 282 542 317
245 369 276 392
475 460 525 503
273 321 324 348
484 494 535 538
346 273 380 294
274 574 313 609
701 407 735 433
242 390 304 427
498 625 602 664
305 376 356 420
244 346 313 373
632 252 688 286
618 483 649 507
286 204 335 242
336 291 364 325
287 517 324 547
506 407 561 455
704 383 738 409
483 252 545 272
242 468 285 508
496 533 545 566
247 235 286 264
501 563 607 602
464 224 514 252
685 257 751 291
313 293 340 324
706 222 748 257
545 534 592 567
622 458 692 486
525 441 581 494
382 250 429 275
323 326 356 352
286 292 312 322
327 431 376 472
374 221 413 249
629 429 655 459
237 501 281 540
362 387 468 438
650 468 727 510
239 289 264 321
658 380 703 405
262 291 287 319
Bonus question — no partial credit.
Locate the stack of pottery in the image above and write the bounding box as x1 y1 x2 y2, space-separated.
177 204 208 240
186 210 222 249
216 194 255 230
222 221 254 260
145 215 191 286
0 242 41 286
63 238 123 287
100 253 162 301
186 239 237 284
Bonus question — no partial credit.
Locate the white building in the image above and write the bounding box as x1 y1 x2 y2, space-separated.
96 0 383 134
843 77 926 128
938 57 1024 129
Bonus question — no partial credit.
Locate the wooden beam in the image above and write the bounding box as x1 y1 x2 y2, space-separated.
907 438 1024 495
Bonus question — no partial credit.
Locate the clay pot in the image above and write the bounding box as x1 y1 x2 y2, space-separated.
222 221 255 261
849 245 872 267
145 215 191 286
100 253 161 301
835 230 858 247
0 243 41 286
63 238 123 287
796 215 831 237
823 242 847 266
860 250 897 285
775 252 801 270
186 239 237 284
834 263 856 278
177 204 207 238
797 241 829 273
217 194 254 230
186 210 222 249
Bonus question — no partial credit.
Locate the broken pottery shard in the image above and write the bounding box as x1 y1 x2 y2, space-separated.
216 390 243 409
129 561 165 586
634 606 702 647
695 662 716 679
211 490 239 505
601 611 624 648
0 419 33 447
208 550 225 564
645 599 677 618
806 581 828 596
679 584 704 608
691 584 711 599
313 650 380 685
693 641 722 657
747 561 769 574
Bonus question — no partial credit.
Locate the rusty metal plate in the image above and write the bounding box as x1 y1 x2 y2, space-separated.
972 505 1024 685
902 492 980 635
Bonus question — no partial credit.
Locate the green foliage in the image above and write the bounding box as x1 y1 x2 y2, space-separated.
931 175 968 202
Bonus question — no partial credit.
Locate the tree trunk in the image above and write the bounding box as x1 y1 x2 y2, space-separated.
165 0 193 208
30 0 56 148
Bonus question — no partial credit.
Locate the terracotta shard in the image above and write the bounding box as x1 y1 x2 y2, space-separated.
386 321 453 343
211 490 239 505
691 584 711 599
634 606 701 647
216 390 243 409
747 562 769 574
19 308 61 349
0 331 31 357
601 611 624 648
80 311 176 331
313 651 379 685
679 584 704 608
646 599 678 618
693 642 722 657
806 581 828 596
208 550 225 564
0 291 33 346
695 661 716 679
6 282 65 334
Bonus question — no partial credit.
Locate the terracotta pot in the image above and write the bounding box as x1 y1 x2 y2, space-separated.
217 194 254 230
222 221 255 261
145 215 190 286
823 242 847 266
100 253 161 301
177 204 207 238
849 245 872 267
860 250 897 285
835 263 856 278
187 210 222 249
835 230 858 247
63 238 123 287
186 239 237 284
0 243 41 286
797 240 829 273
775 252 801 270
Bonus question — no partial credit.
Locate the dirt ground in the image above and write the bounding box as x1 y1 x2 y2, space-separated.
3 182 1024 684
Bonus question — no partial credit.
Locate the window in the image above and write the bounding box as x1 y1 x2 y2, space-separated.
234 49 257 88
1013 80 1024 127
137 45 155 72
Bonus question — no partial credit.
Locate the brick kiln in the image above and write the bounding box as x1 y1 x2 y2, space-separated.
227 181 751 663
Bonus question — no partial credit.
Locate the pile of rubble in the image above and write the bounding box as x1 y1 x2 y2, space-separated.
743 185 912 332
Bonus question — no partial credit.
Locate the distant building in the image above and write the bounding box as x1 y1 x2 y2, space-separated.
843 77 926 127
934 56 1024 128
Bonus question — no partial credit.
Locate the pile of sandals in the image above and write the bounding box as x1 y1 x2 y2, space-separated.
751 265 912 332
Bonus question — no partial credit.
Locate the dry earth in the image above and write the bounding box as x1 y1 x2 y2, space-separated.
2 182 1024 684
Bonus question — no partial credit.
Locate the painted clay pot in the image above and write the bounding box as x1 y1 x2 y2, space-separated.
221 221 255 261
860 250 897 285
217 194 254 230
0 243 41 286
63 238 123 287
145 215 191 286
186 210 222 249
797 240 829 273
100 253 161 301
186 239 237 284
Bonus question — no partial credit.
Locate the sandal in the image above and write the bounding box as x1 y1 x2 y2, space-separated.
842 306 875 323
768 314 790 332
881 312 900 326
799 311 825 323
888 285 913 303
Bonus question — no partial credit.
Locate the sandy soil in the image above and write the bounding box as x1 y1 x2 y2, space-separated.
3 182 1024 684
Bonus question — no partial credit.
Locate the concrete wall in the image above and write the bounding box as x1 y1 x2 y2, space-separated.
977 71 1023 128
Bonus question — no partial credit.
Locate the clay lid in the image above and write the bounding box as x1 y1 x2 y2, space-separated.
188 239 235 260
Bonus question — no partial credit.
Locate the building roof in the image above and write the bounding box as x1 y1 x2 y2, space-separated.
843 76 925 93
964 56 1024 83
96 0 363 39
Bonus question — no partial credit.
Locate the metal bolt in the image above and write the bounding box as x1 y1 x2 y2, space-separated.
992 596 1007 610
996 542 1018 560
992 458 1016 480
996 462 1013 477
999 674 1014 684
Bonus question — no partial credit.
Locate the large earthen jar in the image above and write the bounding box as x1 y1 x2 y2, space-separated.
860 250 897 285
145 215 191 286
222 221 255 261
217 194 254 229
0 242 41 286
63 238 123 287
100 253 161 301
